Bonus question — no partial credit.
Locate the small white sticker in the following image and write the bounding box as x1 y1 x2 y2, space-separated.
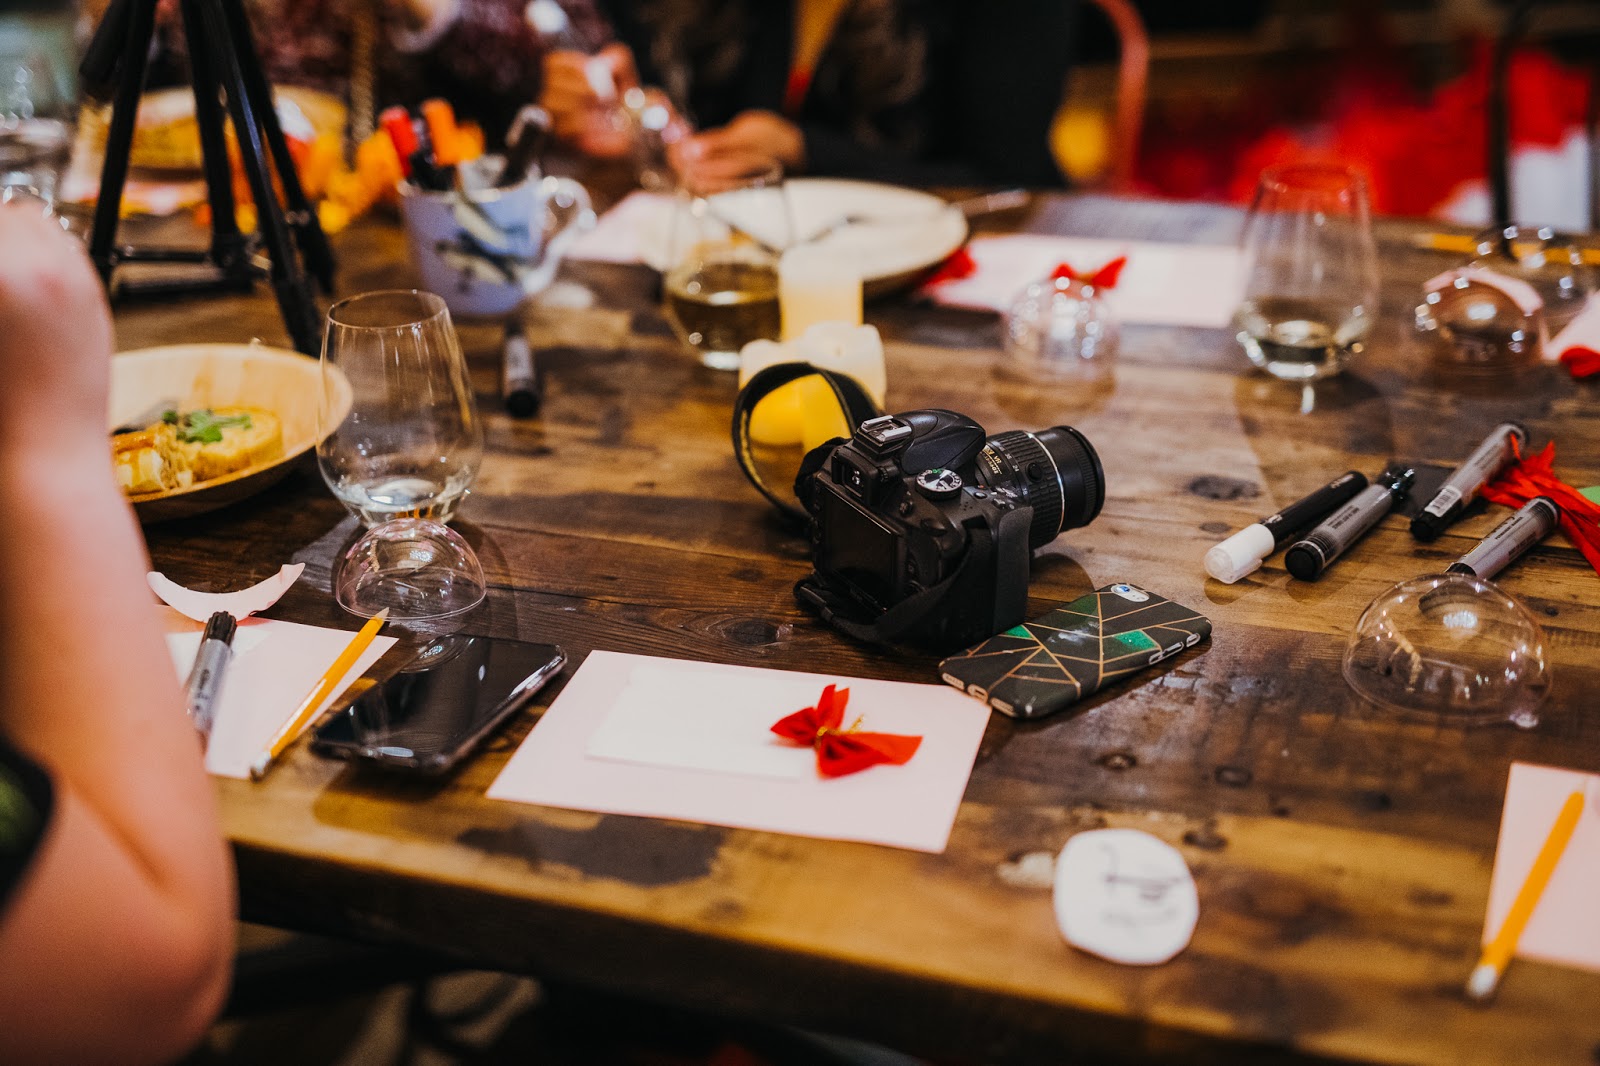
1108 583 1149 602
1424 486 1462 518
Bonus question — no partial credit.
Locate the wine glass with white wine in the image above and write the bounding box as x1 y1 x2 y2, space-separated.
662 159 791 371
1235 164 1379 382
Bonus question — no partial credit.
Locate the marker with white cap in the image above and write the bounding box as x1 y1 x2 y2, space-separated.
1204 470 1368 584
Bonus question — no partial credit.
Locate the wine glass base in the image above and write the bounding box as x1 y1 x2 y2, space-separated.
335 518 487 628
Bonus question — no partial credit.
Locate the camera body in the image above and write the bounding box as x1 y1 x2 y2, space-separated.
797 410 1104 650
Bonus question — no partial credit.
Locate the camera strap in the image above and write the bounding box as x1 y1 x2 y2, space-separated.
731 361 883 525
794 524 996 646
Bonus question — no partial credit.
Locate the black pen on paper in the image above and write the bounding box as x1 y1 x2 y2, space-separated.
184 611 237 747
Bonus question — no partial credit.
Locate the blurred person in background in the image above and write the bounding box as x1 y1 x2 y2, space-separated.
542 0 1078 187
0 202 235 1066
80 0 596 135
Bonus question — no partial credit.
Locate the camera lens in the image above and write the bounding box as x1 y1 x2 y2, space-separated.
977 426 1105 548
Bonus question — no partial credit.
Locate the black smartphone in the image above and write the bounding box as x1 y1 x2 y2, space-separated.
938 583 1211 719
312 635 565 775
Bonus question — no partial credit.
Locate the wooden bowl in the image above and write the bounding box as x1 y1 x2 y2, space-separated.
109 343 352 523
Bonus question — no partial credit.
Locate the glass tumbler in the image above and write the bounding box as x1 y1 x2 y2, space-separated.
0 5 78 208
318 290 484 526
1234 164 1379 382
662 159 791 371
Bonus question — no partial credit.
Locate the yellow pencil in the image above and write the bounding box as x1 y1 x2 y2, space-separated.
249 609 389 780
1414 232 1600 266
1467 788 1586 1002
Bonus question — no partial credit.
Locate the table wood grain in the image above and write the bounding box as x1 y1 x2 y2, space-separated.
120 194 1600 1066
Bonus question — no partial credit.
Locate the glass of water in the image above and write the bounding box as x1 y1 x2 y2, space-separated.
0 39 76 207
318 290 483 524
1235 164 1378 381
320 290 486 622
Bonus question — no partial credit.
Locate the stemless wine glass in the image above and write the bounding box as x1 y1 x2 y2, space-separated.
1234 164 1379 382
662 159 791 371
319 291 487 623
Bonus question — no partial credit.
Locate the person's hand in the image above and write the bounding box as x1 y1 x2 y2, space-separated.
538 43 640 160
0 205 114 458
383 0 456 33
672 110 805 190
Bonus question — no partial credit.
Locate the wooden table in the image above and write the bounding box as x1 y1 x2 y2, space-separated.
120 194 1600 1066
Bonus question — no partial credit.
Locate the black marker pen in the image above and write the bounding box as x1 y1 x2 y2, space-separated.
184 611 236 745
1411 423 1526 542
502 319 541 418
1447 496 1559 581
1286 468 1415 581
1204 470 1368 583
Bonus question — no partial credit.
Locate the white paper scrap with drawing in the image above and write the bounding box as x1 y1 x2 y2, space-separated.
925 234 1249 329
1054 828 1199 965
162 606 397 780
488 650 992 853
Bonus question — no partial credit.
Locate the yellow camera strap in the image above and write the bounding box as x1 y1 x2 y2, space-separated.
731 361 883 526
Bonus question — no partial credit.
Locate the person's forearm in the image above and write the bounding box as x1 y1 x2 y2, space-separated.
0 446 231 909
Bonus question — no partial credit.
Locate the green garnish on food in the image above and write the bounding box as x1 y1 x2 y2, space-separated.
163 408 253 444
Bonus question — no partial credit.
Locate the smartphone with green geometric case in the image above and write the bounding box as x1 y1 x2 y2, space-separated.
937 583 1211 719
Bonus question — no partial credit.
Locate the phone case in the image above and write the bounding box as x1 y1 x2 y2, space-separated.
938 583 1211 719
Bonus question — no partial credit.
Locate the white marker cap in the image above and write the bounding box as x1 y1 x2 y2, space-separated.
1204 524 1276 584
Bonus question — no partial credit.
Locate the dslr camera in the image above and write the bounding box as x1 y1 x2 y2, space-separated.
795 410 1105 651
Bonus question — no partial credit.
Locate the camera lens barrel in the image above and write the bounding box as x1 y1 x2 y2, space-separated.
978 427 1105 549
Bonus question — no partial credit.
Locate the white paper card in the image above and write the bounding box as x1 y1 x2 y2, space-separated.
587 663 819 779
162 607 398 779
489 651 992 853
925 234 1249 329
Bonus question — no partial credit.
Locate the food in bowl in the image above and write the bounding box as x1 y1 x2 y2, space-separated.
113 406 283 497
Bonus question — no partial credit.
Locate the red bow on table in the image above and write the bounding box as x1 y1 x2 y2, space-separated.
1050 255 1128 289
1560 345 1600 379
771 684 923 778
1483 438 1600 576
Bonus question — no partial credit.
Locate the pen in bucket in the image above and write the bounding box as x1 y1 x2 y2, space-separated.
503 318 542 418
380 106 419 180
499 106 552 189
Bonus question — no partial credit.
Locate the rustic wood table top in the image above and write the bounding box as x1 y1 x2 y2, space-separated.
118 193 1600 1066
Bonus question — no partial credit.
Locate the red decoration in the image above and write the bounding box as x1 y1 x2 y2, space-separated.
1482 439 1600 577
923 246 977 287
1050 255 1127 290
771 684 922 778
1559 346 1600 380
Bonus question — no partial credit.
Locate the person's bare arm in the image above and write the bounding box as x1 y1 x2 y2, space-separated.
0 206 234 1066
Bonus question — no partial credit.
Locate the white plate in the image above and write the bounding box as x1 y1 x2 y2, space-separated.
109 343 351 522
629 178 968 291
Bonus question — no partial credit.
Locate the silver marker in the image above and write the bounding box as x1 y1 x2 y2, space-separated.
1411 423 1526 542
184 611 236 745
1447 497 1559 581
1285 468 1415 581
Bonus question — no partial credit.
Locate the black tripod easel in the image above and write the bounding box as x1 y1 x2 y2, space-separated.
80 0 334 354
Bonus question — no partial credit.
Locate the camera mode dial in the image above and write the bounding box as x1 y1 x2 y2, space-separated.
915 468 964 500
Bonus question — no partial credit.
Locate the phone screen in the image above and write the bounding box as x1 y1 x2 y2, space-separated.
312 636 565 774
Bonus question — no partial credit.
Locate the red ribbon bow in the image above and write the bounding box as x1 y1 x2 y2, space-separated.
771 684 923 778
1051 255 1128 289
1483 438 1600 577
1560 345 1600 379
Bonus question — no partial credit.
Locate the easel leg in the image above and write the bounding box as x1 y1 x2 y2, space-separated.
87 0 158 286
